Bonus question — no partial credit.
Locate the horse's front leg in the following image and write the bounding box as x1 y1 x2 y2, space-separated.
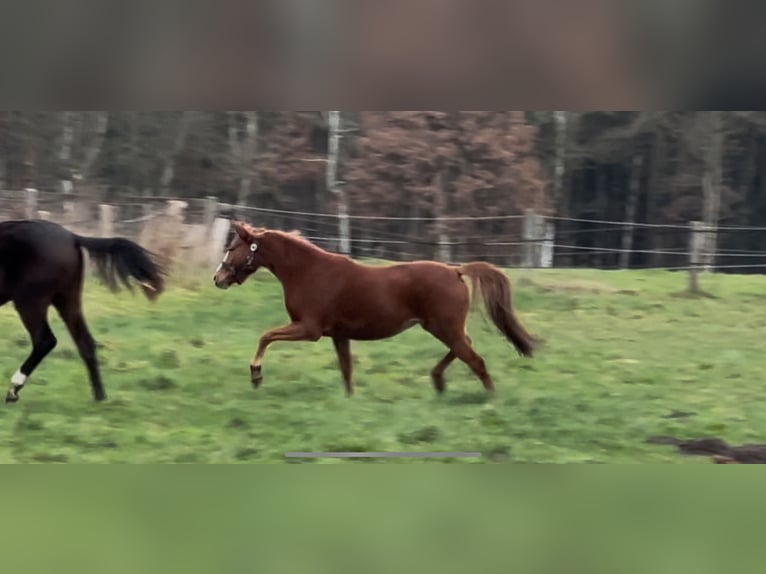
250 321 321 387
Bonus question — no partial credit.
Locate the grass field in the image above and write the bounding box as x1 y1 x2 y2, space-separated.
0 265 764 463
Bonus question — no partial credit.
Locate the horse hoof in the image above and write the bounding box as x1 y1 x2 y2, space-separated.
250 365 263 387
5 392 18 404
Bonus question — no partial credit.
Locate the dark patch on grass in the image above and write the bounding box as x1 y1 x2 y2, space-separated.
15 417 44 432
83 439 119 450
662 410 695 419
487 445 511 462
670 289 718 300
138 375 177 391
155 350 181 369
30 452 68 463
646 435 680 446
174 452 203 463
398 425 441 445
323 442 377 454
480 408 505 428
13 335 28 347
58 349 77 361
648 436 766 464
228 417 249 429
189 337 205 348
448 391 491 405
286 456 316 464
235 447 259 460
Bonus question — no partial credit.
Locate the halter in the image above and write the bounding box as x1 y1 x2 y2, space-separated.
216 241 258 275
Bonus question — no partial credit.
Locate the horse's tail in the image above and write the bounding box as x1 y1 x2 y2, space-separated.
74 234 166 301
458 261 537 357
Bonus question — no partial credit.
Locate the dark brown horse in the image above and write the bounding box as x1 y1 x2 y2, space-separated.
213 221 538 395
0 219 165 403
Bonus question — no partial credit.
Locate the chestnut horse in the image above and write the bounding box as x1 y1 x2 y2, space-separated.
0 219 165 403
213 221 538 395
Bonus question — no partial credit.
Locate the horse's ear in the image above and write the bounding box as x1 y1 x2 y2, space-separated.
232 221 252 242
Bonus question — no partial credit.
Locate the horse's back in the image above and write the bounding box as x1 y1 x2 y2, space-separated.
0 220 79 299
329 259 468 338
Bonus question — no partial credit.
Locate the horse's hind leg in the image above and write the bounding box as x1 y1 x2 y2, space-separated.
53 293 105 401
431 351 456 393
430 336 480 393
332 337 354 396
451 336 494 392
427 324 494 392
6 299 58 403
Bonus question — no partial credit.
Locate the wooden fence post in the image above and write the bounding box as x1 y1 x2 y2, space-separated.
437 231 451 263
523 210 545 267
208 217 231 267
99 204 115 237
688 221 704 293
203 196 218 236
541 220 555 268
25 187 38 219
523 209 534 267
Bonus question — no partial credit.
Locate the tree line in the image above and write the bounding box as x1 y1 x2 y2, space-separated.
1 111 763 269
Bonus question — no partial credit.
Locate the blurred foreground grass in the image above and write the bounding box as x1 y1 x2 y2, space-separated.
0 266 765 463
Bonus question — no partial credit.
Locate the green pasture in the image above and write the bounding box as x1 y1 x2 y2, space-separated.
0 265 764 463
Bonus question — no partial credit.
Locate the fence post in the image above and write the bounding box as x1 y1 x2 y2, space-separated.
337 201 351 255
541 220 555 268
523 209 545 267
438 232 451 263
688 220 703 293
523 209 534 267
209 217 231 267
166 199 187 219
63 200 76 224
25 187 38 219
203 196 218 236
99 204 115 237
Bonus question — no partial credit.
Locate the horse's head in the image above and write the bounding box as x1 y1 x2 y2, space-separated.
213 221 266 289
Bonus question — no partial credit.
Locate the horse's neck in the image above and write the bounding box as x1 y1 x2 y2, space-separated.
267 236 330 286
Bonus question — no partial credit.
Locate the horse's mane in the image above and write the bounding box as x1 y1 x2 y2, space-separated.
243 224 324 253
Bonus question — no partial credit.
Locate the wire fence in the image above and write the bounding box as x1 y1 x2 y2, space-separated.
4 188 766 275
220 203 766 274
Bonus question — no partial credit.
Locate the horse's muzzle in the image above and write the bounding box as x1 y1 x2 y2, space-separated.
213 275 231 289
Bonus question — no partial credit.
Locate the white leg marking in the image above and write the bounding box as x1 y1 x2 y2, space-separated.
11 370 27 388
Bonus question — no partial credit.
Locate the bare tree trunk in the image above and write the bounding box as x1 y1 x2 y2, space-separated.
552 111 568 208
327 110 350 254
58 112 77 194
645 129 665 267
158 112 193 195
128 112 141 194
228 111 259 214
701 111 724 271
619 151 644 268
553 111 575 266
80 112 108 182
433 169 451 262
59 111 108 195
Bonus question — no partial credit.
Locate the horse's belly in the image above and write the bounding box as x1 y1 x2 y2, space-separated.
330 317 420 340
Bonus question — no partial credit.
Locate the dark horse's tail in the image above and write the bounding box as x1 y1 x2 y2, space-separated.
458 261 538 357
74 235 166 301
